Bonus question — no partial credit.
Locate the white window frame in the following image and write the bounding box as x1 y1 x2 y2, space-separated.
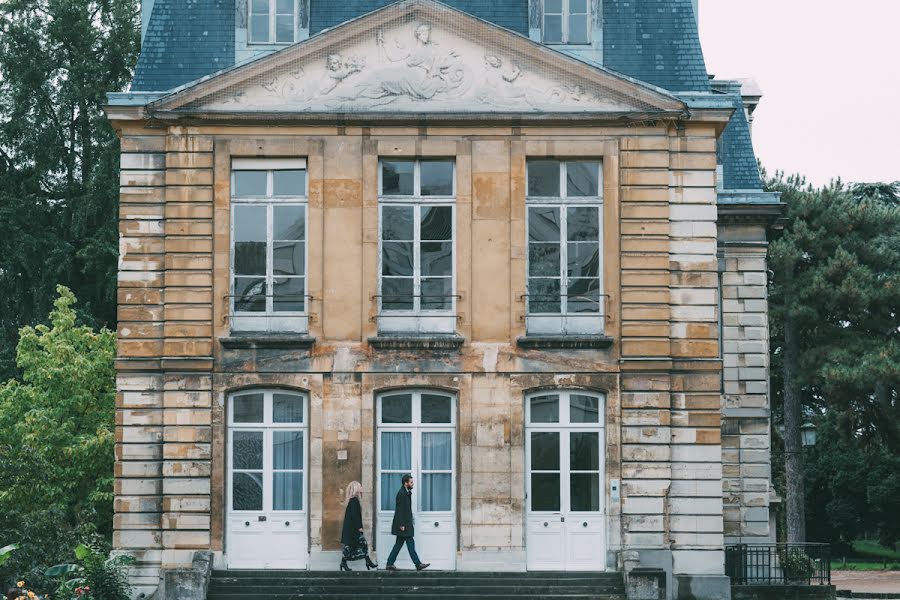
376 390 457 514
542 0 591 45
526 159 604 336
231 158 308 334
227 389 308 515
377 159 457 335
248 0 297 45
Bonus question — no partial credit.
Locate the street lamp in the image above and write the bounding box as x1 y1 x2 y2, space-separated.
800 422 817 447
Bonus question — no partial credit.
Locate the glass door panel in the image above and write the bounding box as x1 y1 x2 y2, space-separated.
569 431 600 512
421 431 452 511
380 431 412 511
272 430 304 511
530 431 561 511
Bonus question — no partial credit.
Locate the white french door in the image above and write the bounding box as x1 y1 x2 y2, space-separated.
526 391 605 571
227 390 308 569
376 390 457 570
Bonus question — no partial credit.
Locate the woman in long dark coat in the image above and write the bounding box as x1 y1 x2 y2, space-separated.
340 481 378 571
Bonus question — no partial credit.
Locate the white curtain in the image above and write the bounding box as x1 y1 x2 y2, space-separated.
421 432 451 511
272 431 303 511
380 432 411 510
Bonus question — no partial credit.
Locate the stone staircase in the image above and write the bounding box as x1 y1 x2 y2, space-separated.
206 569 626 599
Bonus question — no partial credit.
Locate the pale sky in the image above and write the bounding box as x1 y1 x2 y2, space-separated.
699 0 900 186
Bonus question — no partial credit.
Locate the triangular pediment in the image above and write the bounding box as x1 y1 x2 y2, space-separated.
150 0 685 116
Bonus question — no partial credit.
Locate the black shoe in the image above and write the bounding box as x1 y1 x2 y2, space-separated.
365 557 379 570
415 563 430 571
340 559 351 571
385 565 397 571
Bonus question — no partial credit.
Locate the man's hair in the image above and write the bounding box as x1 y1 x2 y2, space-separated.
401 474 413 485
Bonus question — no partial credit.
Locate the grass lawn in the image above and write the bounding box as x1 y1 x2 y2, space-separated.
830 541 900 570
853 540 900 561
830 560 900 571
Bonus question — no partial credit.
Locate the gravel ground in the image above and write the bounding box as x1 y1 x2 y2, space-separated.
832 570 900 593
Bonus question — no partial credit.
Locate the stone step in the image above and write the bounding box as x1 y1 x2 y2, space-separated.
207 594 623 600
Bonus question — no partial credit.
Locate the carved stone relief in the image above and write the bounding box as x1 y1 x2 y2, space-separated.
205 22 633 113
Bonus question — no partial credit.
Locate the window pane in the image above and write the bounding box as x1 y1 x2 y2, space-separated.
382 161 414 195
570 394 600 423
233 431 263 469
275 14 293 43
529 243 560 277
528 278 561 313
382 395 412 424
273 170 305 196
276 0 292 12
567 279 601 313
233 472 263 510
273 431 303 469
234 241 266 276
544 0 562 14
382 242 414 276
422 432 452 470
273 472 303 510
273 277 304 312
421 242 452 276
527 160 560 196
530 431 560 470
233 393 264 423
420 161 454 196
530 395 560 423
274 205 305 240
567 15 589 43
235 171 268 196
421 278 452 310
381 431 412 469
566 161 600 196
421 206 453 240
274 393 304 423
422 394 452 423
234 205 266 241
529 207 560 243
421 474 451 511
273 241 303 276
570 473 599 512
382 206 414 240
251 0 269 12
380 473 404 511
567 206 599 241
234 277 266 312
531 473 560 511
381 278 413 311
250 14 269 43
569 0 587 12
567 243 599 278
570 431 599 470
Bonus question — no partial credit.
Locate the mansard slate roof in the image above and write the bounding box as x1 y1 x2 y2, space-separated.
130 0 761 192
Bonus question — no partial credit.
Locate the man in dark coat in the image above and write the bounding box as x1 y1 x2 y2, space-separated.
385 474 430 571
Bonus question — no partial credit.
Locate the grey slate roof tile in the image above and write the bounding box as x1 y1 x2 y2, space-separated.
717 95 763 190
132 0 235 91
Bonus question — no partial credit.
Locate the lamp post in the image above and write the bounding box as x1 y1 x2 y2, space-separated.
800 422 817 447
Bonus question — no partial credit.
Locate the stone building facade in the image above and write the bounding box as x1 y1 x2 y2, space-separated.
106 1 781 598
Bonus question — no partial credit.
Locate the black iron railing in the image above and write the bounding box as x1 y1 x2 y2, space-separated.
725 543 831 585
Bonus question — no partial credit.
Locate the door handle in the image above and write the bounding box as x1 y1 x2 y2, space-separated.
543 522 548 527
434 522 439 528
560 516 565 522
244 521 250 527
582 522 588 528
285 521 291 527
258 515 267 522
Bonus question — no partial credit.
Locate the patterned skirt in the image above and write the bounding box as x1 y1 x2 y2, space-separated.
342 533 369 561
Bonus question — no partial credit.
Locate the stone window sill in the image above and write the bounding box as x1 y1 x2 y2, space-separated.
219 334 316 350
368 334 465 351
516 335 614 350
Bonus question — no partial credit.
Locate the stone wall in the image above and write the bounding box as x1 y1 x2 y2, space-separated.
111 122 733 596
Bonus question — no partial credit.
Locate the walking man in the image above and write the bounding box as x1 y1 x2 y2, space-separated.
385 474 430 571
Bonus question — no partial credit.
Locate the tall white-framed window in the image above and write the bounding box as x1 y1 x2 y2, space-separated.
542 0 590 45
526 159 604 335
378 159 456 334
248 0 296 44
231 158 308 333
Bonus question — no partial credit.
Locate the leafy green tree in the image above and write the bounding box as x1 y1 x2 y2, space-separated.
0 286 116 589
767 171 900 543
0 0 140 380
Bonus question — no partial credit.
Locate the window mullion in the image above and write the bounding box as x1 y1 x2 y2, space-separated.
267 204 274 315
562 0 569 43
270 0 276 43
414 204 421 314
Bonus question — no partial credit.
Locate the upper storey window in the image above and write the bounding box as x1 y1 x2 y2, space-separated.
231 159 308 333
542 0 590 45
378 159 456 334
526 159 603 335
249 0 295 44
